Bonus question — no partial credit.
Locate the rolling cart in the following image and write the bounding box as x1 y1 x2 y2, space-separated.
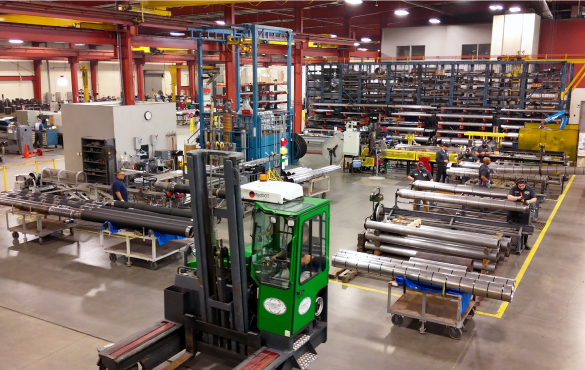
301 174 331 199
100 229 191 270
6 209 77 245
387 279 477 340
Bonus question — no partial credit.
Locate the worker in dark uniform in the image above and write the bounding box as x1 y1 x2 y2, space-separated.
458 148 479 184
476 139 492 155
507 178 536 249
435 143 450 183
34 116 45 148
478 157 491 187
408 162 433 211
112 170 128 202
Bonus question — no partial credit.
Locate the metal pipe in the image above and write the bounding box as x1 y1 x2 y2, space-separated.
154 181 191 193
493 165 585 176
332 253 513 301
365 219 500 249
411 180 510 199
473 260 496 272
458 162 481 169
111 201 192 218
286 165 341 183
364 232 500 261
396 189 529 212
446 167 553 181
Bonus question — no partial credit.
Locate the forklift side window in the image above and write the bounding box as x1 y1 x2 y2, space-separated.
251 210 294 290
299 213 327 285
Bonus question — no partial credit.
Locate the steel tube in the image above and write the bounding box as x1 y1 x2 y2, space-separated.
364 232 499 261
365 219 500 249
332 253 513 301
154 182 191 194
492 165 585 176
111 201 192 218
411 180 510 199
447 167 552 181
396 189 529 212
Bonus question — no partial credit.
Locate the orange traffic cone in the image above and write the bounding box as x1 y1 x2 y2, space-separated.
22 144 30 158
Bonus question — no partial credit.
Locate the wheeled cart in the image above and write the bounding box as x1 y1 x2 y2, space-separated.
301 174 330 199
100 229 190 270
387 280 477 340
6 209 77 245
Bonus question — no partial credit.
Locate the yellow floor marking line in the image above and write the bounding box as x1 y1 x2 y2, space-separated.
329 279 402 298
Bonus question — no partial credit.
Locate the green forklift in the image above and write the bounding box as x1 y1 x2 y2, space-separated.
97 150 330 370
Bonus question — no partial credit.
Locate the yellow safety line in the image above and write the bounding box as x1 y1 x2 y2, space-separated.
328 158 584 318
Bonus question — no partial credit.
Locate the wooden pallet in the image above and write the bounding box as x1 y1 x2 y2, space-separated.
329 268 359 283
390 216 421 227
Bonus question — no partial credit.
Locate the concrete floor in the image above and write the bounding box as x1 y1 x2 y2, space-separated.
1 134 583 369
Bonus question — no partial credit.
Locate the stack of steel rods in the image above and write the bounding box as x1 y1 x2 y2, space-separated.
283 165 342 183
332 250 514 302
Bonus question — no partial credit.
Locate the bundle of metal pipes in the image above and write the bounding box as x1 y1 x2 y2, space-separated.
0 192 193 237
283 165 341 183
456 163 585 176
396 189 529 212
332 250 514 302
446 167 554 183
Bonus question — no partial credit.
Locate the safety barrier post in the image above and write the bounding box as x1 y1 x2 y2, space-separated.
35 161 39 173
52 159 56 169
3 166 6 191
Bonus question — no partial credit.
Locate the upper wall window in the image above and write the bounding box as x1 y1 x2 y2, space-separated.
462 44 491 59
396 45 425 58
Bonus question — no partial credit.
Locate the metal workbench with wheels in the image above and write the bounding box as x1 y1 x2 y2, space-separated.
387 280 476 340
100 229 191 270
6 209 77 245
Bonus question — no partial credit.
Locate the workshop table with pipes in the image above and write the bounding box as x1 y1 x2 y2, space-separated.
0 125 583 370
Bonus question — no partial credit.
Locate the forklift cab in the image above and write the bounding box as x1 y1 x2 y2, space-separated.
251 197 329 345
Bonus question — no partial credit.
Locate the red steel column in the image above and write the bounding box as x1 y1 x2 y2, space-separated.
32 60 42 101
293 42 304 133
294 7 304 33
225 4 237 104
120 26 136 105
90 60 98 99
68 57 79 103
136 59 145 101
188 60 196 99
343 16 352 38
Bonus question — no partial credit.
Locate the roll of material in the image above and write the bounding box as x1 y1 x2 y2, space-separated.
411 180 510 199
396 189 529 212
365 219 501 249
364 232 500 261
332 251 514 302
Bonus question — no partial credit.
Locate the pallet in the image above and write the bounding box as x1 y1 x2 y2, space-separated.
390 216 421 227
338 269 358 283
328 267 345 279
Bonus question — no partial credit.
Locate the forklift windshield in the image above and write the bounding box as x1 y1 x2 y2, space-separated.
252 210 294 290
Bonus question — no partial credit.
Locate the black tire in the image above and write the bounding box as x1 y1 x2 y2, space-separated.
149 261 158 270
468 308 475 318
321 193 327 199
109 253 117 262
448 327 462 340
12 231 19 239
70 228 75 235
391 314 404 326
292 133 307 160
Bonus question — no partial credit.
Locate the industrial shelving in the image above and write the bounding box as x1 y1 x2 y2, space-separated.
81 137 116 185
306 60 573 142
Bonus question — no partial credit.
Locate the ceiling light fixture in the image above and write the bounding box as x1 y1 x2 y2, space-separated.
429 18 441 24
215 20 226 25
9 39 23 44
170 32 185 36
489 4 503 10
360 37 372 42
330 34 337 38
345 0 363 4
354 42 360 46
357 48 368 51
395 9 409 16
75 44 85 46
509 6 521 12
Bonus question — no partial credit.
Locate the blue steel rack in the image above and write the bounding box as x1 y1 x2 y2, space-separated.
189 24 293 162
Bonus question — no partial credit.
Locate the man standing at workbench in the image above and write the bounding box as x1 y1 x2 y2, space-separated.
408 162 434 211
112 170 128 202
507 178 536 249
476 139 492 155
435 143 450 183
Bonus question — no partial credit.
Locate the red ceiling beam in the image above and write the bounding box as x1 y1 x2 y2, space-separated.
132 35 200 50
169 1 323 17
0 23 116 45
0 46 115 60
0 76 35 81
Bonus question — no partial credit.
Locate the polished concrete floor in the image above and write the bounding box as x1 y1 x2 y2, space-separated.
1 135 584 369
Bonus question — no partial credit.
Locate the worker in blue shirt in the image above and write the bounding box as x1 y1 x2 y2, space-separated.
34 116 45 148
112 170 128 202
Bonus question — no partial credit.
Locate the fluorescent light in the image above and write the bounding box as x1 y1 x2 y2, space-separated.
9 39 23 44
57 75 68 87
330 34 337 38
354 42 360 46
429 18 441 24
357 48 367 51
170 32 185 36
360 37 371 42
215 20 226 25
75 44 85 46
509 6 521 12
489 4 503 10
345 0 363 4
377 49 380 52
395 9 409 16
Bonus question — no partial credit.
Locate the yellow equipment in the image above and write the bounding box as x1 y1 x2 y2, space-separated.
168 64 189 102
80 64 90 102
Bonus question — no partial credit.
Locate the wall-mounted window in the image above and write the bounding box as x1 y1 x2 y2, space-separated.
462 44 491 59
397 45 425 58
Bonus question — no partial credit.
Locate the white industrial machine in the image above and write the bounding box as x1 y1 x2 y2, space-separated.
241 180 304 204
343 121 361 156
